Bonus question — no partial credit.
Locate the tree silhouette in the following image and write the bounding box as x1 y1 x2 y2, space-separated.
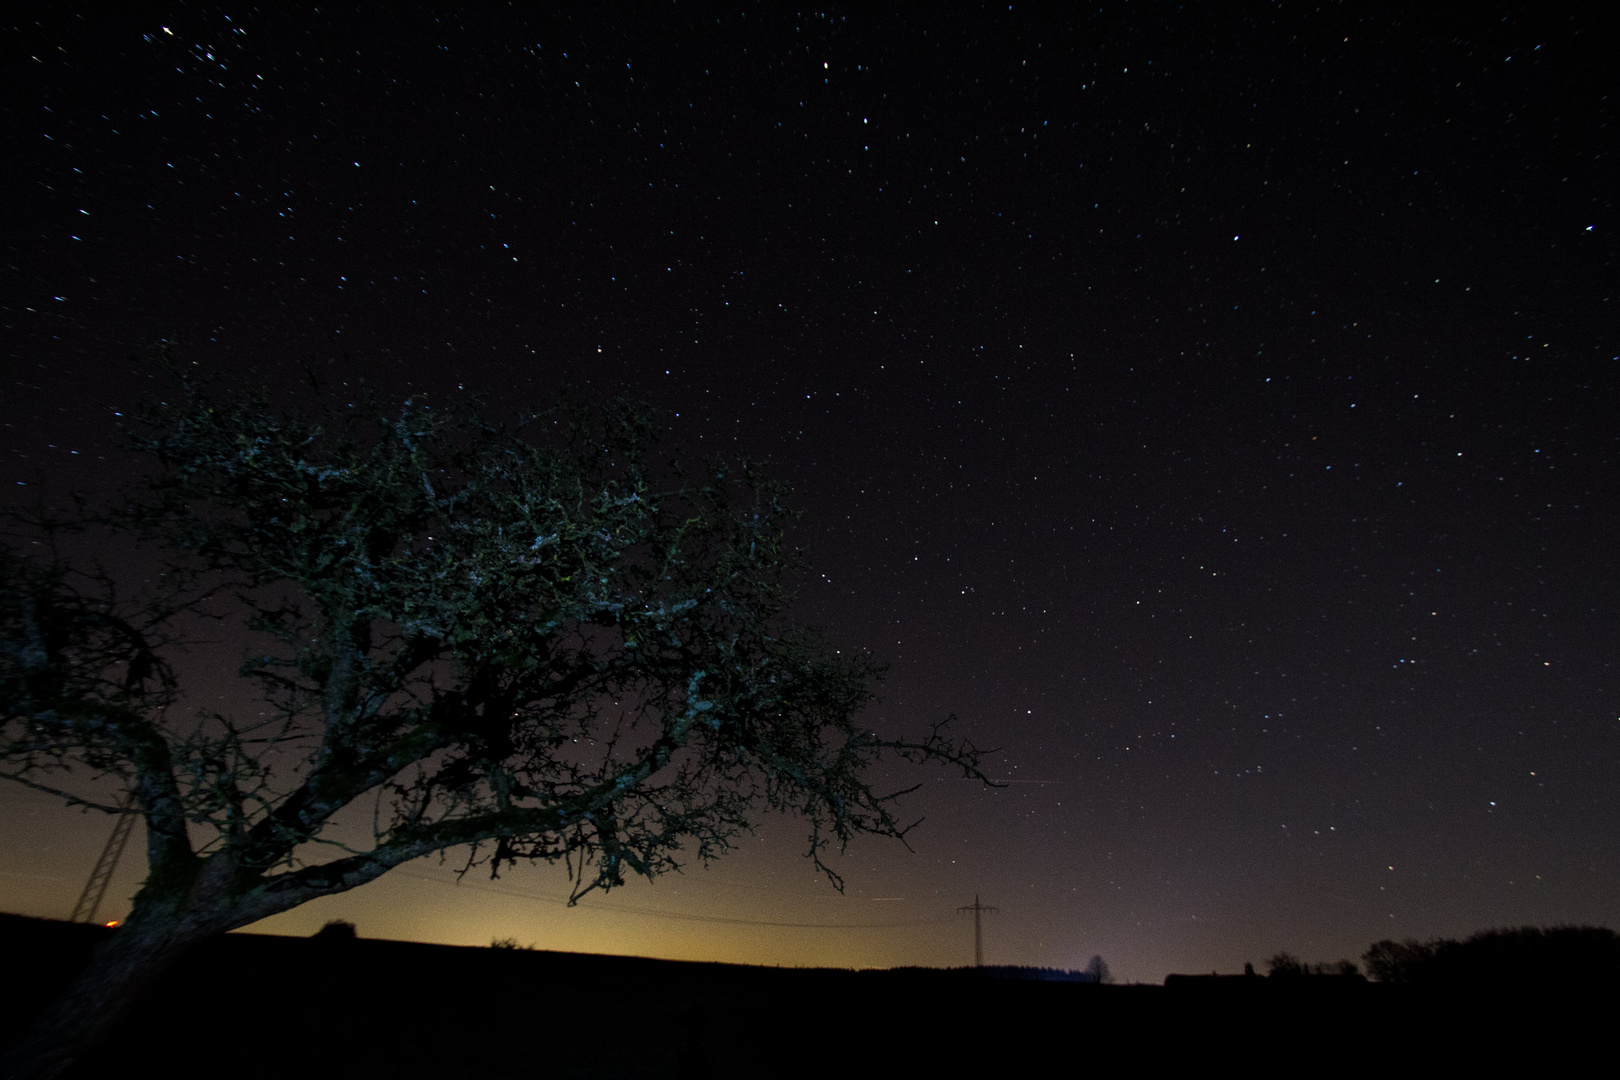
1 363 987 1076
1266 951 1359 978
1266 951 1306 977
1363 926 1620 986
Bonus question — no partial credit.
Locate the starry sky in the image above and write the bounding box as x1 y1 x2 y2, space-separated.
3 4 1616 982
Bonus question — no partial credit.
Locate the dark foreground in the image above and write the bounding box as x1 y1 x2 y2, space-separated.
1 914 1609 1078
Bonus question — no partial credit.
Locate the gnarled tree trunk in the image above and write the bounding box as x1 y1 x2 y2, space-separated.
1 879 238 1080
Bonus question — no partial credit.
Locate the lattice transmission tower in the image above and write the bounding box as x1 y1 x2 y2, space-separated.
957 894 999 968
69 790 138 925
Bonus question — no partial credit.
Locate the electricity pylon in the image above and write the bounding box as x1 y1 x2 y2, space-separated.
69 790 138 925
957 894 999 968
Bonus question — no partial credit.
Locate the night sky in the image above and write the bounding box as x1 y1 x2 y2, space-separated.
3 4 1616 982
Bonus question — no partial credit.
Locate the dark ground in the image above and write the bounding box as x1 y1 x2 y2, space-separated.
0 913 1606 1077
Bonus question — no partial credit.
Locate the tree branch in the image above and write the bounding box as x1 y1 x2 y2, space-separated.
0 770 128 815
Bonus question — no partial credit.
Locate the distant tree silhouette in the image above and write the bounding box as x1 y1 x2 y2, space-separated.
311 920 357 941
0 357 990 1077
1266 951 1307 977
1362 938 1441 983
1265 952 1359 978
1364 926 1620 986
976 965 1098 982
1085 954 1113 984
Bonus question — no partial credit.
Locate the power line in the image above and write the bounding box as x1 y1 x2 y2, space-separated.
394 868 952 929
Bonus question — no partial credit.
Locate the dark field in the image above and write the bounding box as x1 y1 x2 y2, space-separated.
1 914 1607 1077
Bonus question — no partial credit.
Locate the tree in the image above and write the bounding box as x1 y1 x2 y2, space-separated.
1263 951 1359 978
1363 927 1620 987
1 366 987 1076
1361 938 1442 983
1265 951 1306 977
1084 954 1113 984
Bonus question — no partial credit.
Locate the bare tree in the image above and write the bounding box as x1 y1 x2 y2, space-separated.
1266 951 1307 977
1 365 987 1076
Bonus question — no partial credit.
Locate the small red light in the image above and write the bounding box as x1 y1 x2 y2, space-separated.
105 920 120 928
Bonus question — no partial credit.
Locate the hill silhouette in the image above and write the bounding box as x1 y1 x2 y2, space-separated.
2 914 1613 1077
